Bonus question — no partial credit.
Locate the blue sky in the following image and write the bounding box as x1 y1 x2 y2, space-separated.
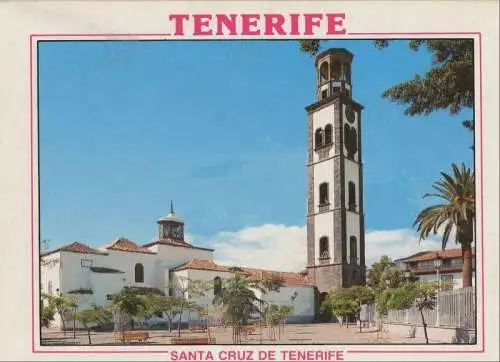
38 39 473 257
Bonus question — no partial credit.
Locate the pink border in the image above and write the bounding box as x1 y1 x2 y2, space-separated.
30 32 485 355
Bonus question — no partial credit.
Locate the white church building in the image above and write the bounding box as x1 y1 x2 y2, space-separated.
41 205 316 328
41 48 367 329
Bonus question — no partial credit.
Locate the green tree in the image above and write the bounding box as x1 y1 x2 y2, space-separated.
348 285 375 333
251 273 285 343
108 287 148 330
298 39 474 134
75 303 113 345
213 273 262 344
40 295 55 328
42 292 76 332
414 163 475 287
367 256 407 292
322 288 360 328
386 281 439 344
142 293 182 333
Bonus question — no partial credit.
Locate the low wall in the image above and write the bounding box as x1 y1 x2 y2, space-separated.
386 323 476 344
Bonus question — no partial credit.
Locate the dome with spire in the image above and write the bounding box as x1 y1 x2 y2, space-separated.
157 200 184 224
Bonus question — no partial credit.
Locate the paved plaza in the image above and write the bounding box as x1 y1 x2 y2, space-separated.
41 323 445 346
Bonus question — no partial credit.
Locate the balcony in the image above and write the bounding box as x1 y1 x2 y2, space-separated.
318 203 330 213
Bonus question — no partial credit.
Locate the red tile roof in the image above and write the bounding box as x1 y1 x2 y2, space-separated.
236 266 313 287
402 247 476 263
41 241 108 257
172 259 232 273
172 259 312 286
143 238 214 252
106 237 156 254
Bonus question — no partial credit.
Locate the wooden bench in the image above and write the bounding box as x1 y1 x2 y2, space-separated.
120 331 150 343
241 325 256 335
171 336 215 345
189 325 208 333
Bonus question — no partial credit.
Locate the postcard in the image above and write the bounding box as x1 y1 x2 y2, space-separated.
0 1 498 361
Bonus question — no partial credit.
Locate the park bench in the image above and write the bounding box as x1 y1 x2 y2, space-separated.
189 325 208 333
243 325 256 335
120 331 150 343
171 336 216 345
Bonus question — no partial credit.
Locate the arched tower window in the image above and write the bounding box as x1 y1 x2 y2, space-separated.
319 183 329 205
319 237 329 259
315 128 324 149
332 60 341 81
319 61 329 83
214 276 222 297
325 124 333 145
348 182 356 211
349 236 357 264
134 263 144 283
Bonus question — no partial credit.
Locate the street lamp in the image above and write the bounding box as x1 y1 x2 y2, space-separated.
434 255 443 327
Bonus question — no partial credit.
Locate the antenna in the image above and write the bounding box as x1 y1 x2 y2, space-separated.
170 200 174 214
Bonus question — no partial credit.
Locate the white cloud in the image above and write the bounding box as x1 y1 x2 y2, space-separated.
364 228 441 267
188 224 447 273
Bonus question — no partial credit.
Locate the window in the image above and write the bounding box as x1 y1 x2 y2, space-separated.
134 263 144 283
325 124 333 145
48 281 53 294
319 237 329 259
418 260 434 269
349 236 357 263
319 183 329 205
348 182 356 211
345 63 351 83
319 61 329 83
214 276 222 297
321 89 328 100
332 60 341 81
81 258 93 267
315 128 324 149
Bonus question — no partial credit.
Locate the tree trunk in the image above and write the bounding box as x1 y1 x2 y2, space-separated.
130 317 134 330
61 318 66 334
177 314 182 337
87 329 92 345
419 310 429 344
462 244 473 288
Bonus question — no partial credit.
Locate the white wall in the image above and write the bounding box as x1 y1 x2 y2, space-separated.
172 270 315 324
313 161 335 213
255 285 315 322
40 253 61 295
150 244 214 292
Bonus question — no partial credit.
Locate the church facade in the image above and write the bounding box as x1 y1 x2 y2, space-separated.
40 48 365 329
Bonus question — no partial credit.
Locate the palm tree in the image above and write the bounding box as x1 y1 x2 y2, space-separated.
213 273 261 344
414 163 475 287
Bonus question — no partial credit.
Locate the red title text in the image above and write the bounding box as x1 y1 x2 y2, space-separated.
166 13 347 36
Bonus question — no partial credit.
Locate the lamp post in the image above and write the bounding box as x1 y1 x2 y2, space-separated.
434 256 443 327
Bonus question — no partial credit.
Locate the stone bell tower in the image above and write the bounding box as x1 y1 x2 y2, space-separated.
305 48 366 296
